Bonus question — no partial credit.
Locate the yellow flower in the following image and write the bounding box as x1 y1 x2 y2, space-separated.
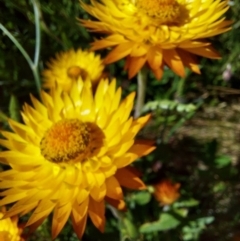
80 0 232 79
0 208 24 241
0 78 155 239
153 180 180 205
42 49 105 91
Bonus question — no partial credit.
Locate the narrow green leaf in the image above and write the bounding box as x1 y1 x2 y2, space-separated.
0 111 8 123
173 199 199 208
9 95 20 121
123 218 139 239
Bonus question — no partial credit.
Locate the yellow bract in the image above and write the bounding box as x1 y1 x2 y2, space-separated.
80 0 232 79
42 49 105 91
0 210 23 241
0 78 155 239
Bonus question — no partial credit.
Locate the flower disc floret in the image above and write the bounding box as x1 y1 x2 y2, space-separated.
0 78 155 239
80 0 232 79
40 119 104 163
67 66 88 80
136 0 181 24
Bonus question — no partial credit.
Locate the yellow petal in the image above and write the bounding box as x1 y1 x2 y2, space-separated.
105 176 123 200
163 49 185 77
104 42 134 64
88 198 105 232
126 55 147 79
185 45 221 59
52 203 72 239
72 212 87 239
105 196 126 210
90 183 106 201
115 167 146 190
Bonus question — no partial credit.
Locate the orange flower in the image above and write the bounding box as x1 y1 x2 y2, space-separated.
154 180 180 205
80 0 232 79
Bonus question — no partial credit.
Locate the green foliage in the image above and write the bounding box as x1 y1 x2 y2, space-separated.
140 213 181 233
131 191 152 206
9 94 20 121
182 217 215 241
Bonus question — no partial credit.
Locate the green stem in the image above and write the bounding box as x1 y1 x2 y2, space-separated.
31 0 41 93
0 24 33 68
32 65 41 93
176 69 190 98
0 0 42 94
32 0 41 67
134 68 148 118
176 76 186 98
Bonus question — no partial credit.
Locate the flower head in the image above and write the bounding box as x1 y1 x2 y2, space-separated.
42 49 105 91
0 208 24 241
80 0 232 79
0 78 155 239
154 180 180 205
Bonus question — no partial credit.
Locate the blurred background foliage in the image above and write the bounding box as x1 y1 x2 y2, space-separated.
0 0 240 240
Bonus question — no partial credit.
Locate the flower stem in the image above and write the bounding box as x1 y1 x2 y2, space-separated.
32 0 41 67
0 24 33 69
176 76 186 98
134 68 148 118
31 0 41 93
176 69 190 99
0 0 42 95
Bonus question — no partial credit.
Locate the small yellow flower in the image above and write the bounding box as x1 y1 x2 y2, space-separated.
80 0 232 79
0 78 155 239
42 49 105 91
0 208 24 241
154 180 180 205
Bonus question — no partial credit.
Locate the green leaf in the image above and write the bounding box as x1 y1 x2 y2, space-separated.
157 213 181 230
213 182 226 193
197 216 214 225
140 221 165 233
140 213 180 233
173 199 199 208
214 155 231 168
9 95 20 121
122 218 139 239
0 111 8 123
173 208 188 218
133 191 151 205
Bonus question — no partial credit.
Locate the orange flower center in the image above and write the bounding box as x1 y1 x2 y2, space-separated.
67 66 88 80
40 119 104 163
136 0 180 24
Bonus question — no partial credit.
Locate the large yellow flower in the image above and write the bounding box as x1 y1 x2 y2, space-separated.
0 208 24 241
0 78 155 239
42 49 105 91
80 0 232 79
